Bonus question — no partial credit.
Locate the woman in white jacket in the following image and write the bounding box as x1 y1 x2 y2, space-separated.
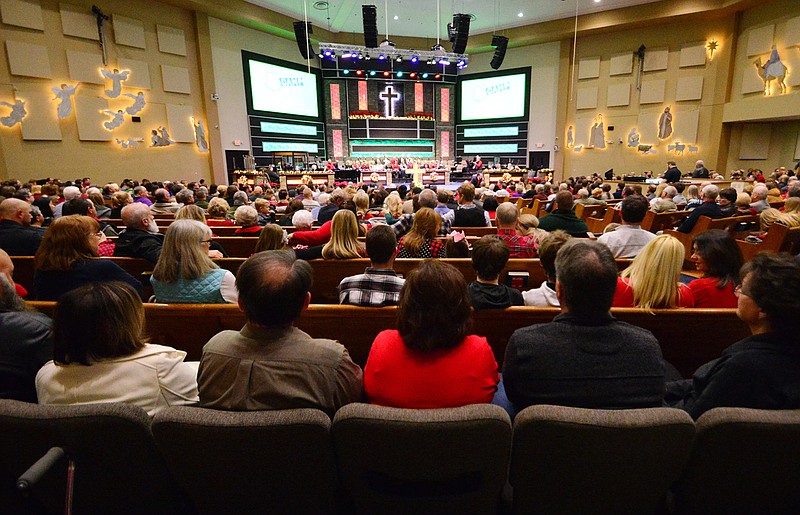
36 281 198 416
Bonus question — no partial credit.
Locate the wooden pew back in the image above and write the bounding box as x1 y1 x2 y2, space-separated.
26 302 749 378
574 203 606 221
640 210 691 233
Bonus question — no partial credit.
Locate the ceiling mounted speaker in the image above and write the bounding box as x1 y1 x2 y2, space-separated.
490 35 508 70
449 13 471 54
293 21 315 59
362 5 379 48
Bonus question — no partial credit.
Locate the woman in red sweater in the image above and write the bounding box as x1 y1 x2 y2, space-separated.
686 229 743 308
364 260 499 408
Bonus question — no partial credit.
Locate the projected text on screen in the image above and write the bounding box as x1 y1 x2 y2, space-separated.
460 73 526 121
249 60 319 118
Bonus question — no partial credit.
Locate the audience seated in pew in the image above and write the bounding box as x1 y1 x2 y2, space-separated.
150 220 237 304
175 204 229 257
468 235 523 310
0 198 45 256
198 251 362 416
502 240 665 415
516 213 549 249
34 216 143 301
114 202 164 264
233 205 262 236
320 210 365 260
253 224 288 253
397 208 445 258
338 225 404 307
537 191 589 237
685 229 742 308
597 195 656 258
206 198 234 226
613 234 695 310
364 260 498 408
522 231 571 307
35 282 198 416
676 185 723 233
495 203 538 258
668 253 800 419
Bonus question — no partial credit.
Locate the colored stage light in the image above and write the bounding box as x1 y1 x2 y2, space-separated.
397 71 403 77
383 71 390 77
411 56 418 63
434 74 441 79
422 73 428 78
396 56 402 62
370 70 377 76
324 50 333 57
378 54 386 60
356 70 363 75
343 69 350 75
409 72 416 78
438 58 450 66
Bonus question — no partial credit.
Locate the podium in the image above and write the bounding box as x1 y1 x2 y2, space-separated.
360 170 391 185
279 172 335 190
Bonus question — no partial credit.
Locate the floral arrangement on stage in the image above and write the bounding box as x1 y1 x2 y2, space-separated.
501 172 513 184
300 174 314 185
428 171 439 182
349 111 381 119
369 172 381 182
406 113 435 120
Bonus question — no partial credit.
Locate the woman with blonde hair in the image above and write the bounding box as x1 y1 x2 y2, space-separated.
397 207 445 258
517 213 549 248
175 204 207 223
321 209 365 259
612 234 694 310
33 215 143 300
684 185 701 210
150 219 237 303
384 193 404 224
759 197 800 231
353 189 370 220
206 197 234 226
253 224 288 253
109 191 132 219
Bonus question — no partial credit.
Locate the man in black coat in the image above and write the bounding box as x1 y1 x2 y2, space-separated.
676 184 724 233
502 240 665 413
691 159 710 178
113 202 165 264
316 189 344 224
0 199 46 256
663 160 682 183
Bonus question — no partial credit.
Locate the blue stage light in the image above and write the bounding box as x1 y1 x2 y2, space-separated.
342 69 350 75
422 73 428 78
411 56 418 63
397 71 403 77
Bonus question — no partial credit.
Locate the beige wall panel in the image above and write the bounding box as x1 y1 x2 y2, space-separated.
795 130 800 160
676 76 704 101
113 14 146 49
639 80 665 104
5 40 51 78
643 48 668 72
1 0 44 30
576 87 598 110
786 15 800 47
118 58 151 90
574 115 595 149
157 25 187 56
739 123 771 159
60 3 98 40
672 109 699 143
637 110 661 144
679 44 706 68
165 104 194 142
741 67 766 94
746 25 774 56
578 57 600 80
66 50 104 84
74 95 112 141
609 53 632 76
161 64 190 94
14 87 62 141
606 83 630 107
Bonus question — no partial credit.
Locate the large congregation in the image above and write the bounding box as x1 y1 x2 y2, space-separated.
1 167 800 425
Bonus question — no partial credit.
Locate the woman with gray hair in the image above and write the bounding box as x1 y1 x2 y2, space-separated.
233 205 262 235
151 220 237 304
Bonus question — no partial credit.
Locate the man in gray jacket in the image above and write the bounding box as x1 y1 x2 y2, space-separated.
502 240 665 412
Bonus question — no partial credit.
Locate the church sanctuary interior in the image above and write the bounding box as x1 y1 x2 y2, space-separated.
2 0 800 513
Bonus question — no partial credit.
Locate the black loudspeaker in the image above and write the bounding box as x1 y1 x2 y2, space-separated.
293 21 314 59
449 13 471 54
362 5 379 48
490 35 509 70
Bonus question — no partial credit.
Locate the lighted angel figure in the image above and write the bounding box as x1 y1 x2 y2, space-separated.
0 99 26 127
566 126 574 148
103 110 125 130
123 92 146 115
52 83 78 119
151 127 172 147
193 118 208 152
101 68 130 98
158 126 173 144
589 114 606 149
627 127 640 147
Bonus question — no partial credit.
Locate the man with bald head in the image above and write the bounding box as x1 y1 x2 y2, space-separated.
496 202 537 258
0 198 45 256
537 190 589 237
150 188 180 215
113 202 164 264
692 160 710 179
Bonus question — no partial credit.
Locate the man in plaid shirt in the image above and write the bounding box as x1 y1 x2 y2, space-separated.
495 203 538 258
338 225 405 307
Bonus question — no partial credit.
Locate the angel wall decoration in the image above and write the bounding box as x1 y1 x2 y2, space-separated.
103 110 125 130
101 68 130 98
151 126 173 147
0 99 26 127
123 92 146 115
53 84 78 119
658 106 673 140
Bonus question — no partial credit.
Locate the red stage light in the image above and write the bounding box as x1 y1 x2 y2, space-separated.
383 71 390 77
434 74 441 79
410 73 416 78
356 70 363 75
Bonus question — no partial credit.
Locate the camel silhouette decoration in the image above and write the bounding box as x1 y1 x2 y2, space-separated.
753 46 788 95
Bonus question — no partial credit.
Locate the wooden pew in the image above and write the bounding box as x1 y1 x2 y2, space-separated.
574 203 606 222
640 210 691 233
587 208 621 234
737 223 800 261
664 215 759 259
25 302 749 379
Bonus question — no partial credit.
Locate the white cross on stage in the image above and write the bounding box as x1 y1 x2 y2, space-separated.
379 85 400 117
